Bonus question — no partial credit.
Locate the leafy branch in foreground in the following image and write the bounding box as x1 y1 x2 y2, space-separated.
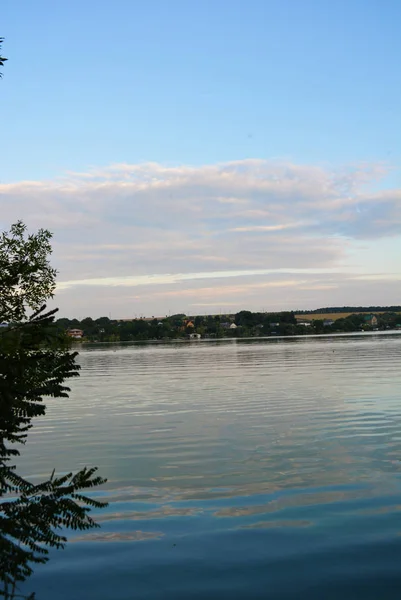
0 37 7 77
0 223 107 600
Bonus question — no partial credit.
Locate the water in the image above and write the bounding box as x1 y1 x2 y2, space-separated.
17 334 401 599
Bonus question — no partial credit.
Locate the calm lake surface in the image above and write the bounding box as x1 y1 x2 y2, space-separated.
18 334 401 599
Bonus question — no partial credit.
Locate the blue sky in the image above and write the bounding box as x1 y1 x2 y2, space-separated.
1 0 401 317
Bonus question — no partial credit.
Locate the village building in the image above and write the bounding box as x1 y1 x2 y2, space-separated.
67 328 84 339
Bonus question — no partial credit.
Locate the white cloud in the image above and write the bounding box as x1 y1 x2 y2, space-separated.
229 222 312 232
55 268 345 291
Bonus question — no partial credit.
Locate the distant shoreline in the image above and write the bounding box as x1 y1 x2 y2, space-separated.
78 329 401 346
62 309 401 344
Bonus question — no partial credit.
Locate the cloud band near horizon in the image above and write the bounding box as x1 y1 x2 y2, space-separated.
1 159 400 317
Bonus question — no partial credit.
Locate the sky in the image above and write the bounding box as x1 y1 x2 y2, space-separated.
1 0 401 318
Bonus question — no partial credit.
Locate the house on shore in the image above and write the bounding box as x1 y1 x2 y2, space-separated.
221 322 238 330
180 320 195 332
363 314 378 327
67 328 84 339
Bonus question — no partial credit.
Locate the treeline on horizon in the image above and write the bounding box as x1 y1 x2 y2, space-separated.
55 308 401 342
296 305 401 314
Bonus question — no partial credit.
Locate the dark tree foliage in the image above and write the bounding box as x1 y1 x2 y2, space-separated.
0 223 107 600
0 38 6 77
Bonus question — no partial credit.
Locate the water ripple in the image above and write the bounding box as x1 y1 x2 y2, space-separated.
17 334 401 599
